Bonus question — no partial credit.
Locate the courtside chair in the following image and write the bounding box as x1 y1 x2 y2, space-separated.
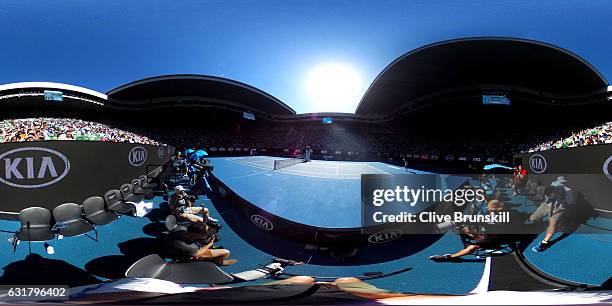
141 174 158 189
82 196 119 225
52 203 98 241
104 189 136 216
120 183 143 203
131 178 146 197
12 207 55 254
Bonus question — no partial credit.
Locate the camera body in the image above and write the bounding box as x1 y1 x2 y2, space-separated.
185 194 199 202
206 219 223 234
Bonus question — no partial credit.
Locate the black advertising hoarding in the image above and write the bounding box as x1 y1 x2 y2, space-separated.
514 144 612 216
0 141 174 218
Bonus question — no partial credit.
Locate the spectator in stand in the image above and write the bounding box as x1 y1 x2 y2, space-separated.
0 117 161 145
525 121 611 152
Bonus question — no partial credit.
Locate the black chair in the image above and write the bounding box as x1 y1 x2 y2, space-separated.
82 196 119 225
104 190 136 215
52 203 97 241
140 175 157 190
120 183 143 203
131 178 145 195
125 254 233 284
13 207 55 253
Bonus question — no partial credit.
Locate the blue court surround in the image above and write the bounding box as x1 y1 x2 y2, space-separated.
0 156 609 294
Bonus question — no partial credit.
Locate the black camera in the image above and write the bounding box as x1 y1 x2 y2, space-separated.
186 194 199 202
202 234 220 245
206 219 223 234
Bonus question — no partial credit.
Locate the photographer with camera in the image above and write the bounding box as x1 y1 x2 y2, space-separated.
163 221 235 266
168 185 218 223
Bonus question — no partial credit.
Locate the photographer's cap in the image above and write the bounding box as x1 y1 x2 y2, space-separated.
551 176 567 187
175 185 185 191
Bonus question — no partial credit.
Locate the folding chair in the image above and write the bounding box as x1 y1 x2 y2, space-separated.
52 203 98 241
140 175 157 190
131 178 145 195
104 189 136 215
82 196 119 225
120 183 143 203
12 207 55 254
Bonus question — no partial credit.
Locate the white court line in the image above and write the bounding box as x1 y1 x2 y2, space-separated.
366 163 390 174
336 162 339 175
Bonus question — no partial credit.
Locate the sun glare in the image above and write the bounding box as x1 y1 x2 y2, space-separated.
306 63 363 112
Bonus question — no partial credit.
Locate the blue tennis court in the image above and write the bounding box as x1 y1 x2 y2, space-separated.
208 156 431 228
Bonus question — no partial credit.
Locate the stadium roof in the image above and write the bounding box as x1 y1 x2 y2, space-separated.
0 82 107 100
356 37 609 116
107 74 296 115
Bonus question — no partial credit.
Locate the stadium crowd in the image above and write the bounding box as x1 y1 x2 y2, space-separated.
1 116 610 161
523 121 612 152
0 117 161 144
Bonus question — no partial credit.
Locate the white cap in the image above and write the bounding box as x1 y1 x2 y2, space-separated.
175 185 185 191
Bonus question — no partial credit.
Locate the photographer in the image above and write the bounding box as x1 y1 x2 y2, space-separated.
528 176 573 253
168 185 217 223
164 222 235 266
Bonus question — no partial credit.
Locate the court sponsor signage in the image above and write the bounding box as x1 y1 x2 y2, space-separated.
529 154 547 173
128 146 147 166
0 147 70 188
604 155 612 181
367 229 402 244
251 214 274 231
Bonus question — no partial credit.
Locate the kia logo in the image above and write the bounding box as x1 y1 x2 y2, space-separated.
251 214 274 231
368 229 402 244
604 155 612 181
529 154 547 173
0 147 70 188
129 146 147 166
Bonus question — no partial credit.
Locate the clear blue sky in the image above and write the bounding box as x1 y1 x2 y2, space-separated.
0 0 611 114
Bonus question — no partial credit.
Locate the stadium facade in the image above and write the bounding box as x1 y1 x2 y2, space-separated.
1 37 610 168
1 37 608 118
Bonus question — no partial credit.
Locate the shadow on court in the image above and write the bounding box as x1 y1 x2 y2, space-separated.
0 254 101 287
85 237 159 280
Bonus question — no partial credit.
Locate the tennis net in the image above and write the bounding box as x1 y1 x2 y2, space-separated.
273 157 305 170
